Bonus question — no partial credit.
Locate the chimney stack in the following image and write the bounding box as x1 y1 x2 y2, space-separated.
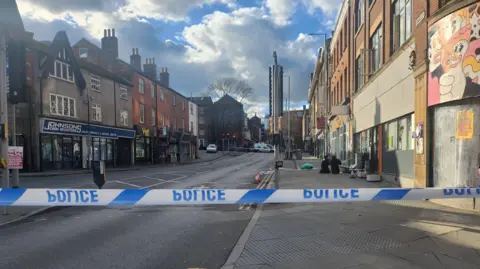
160 67 170 87
130 48 141 70
143 57 157 80
101 28 119 63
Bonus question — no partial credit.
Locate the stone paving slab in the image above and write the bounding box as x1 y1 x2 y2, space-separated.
230 169 480 269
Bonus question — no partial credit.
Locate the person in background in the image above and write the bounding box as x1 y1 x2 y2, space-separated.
330 155 342 174
319 155 330 174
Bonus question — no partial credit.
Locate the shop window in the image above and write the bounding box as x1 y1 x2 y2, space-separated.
92 104 102 122
407 114 414 150
119 86 128 100
50 93 76 117
152 108 156 126
384 120 397 151
370 24 383 73
397 117 408 150
139 104 145 123
138 78 144 94
90 74 101 92
135 137 145 158
120 110 128 126
392 0 412 53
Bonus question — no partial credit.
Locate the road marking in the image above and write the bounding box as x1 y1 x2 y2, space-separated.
115 180 142 188
140 175 187 189
144 176 166 182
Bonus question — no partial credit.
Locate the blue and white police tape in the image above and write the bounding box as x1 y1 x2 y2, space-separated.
1 187 480 206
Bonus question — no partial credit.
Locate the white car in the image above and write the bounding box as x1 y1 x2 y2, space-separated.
206 144 217 153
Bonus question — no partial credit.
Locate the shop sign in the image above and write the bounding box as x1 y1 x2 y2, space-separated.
40 118 135 138
8 146 23 169
142 128 150 136
456 109 474 139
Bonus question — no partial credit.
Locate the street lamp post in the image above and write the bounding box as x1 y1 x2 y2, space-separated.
283 75 291 159
308 33 328 158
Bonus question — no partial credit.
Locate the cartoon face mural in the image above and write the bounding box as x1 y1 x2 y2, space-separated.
428 2 480 106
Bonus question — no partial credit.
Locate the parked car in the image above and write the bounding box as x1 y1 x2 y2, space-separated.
199 145 207 150
206 144 217 153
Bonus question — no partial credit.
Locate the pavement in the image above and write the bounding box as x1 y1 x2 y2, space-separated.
15 150 232 178
0 152 275 269
224 156 480 269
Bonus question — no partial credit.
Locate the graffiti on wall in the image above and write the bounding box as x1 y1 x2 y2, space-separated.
428 3 480 106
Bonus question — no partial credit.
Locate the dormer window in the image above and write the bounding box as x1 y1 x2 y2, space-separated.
51 48 74 82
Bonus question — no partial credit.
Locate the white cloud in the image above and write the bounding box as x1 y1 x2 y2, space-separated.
264 0 297 26
300 0 341 15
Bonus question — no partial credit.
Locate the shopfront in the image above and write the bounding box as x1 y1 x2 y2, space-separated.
134 126 156 164
329 116 349 162
39 118 135 171
427 2 480 190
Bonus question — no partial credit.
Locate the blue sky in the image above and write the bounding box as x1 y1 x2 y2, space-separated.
17 0 341 115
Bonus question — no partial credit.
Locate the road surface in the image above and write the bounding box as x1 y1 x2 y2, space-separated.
0 152 274 269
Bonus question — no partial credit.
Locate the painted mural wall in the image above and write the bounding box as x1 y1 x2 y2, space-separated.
428 2 480 106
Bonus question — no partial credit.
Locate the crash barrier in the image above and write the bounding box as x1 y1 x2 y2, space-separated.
1 187 480 206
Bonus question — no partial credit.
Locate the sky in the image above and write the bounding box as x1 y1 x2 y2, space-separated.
16 0 342 117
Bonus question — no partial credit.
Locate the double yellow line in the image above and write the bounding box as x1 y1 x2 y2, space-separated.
239 171 275 210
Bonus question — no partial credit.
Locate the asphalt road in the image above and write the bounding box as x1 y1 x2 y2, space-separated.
0 152 274 269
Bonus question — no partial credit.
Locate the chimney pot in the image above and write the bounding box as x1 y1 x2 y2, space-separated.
146 58 148 64
166 68 168 72
108 29 111 37
132 48 135 55
136 48 139 55
104 29 107 37
153 58 155 64
112 28 115 37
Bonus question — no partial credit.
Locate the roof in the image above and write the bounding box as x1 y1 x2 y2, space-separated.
78 59 133 87
47 31 86 91
215 94 242 106
73 38 101 51
188 97 213 106
116 59 188 99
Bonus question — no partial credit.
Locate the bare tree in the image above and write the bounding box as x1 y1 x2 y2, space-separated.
203 78 253 103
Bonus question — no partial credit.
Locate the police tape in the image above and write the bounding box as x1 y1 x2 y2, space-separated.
1 187 480 206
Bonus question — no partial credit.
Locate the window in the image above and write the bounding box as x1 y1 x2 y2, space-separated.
355 54 364 91
172 117 177 130
120 110 128 126
173 95 176 106
92 104 102 122
151 82 156 99
120 87 128 100
182 101 185 111
90 74 101 92
139 104 144 123
199 116 205 124
160 113 165 126
370 25 383 73
199 129 205 136
356 0 364 31
384 120 397 151
51 60 74 82
49 93 76 117
138 78 144 94
190 104 194 115
190 121 194 132
160 88 164 100
79 48 88 58
152 108 156 126
182 118 185 130
397 117 408 150
392 0 412 53
199 107 204 115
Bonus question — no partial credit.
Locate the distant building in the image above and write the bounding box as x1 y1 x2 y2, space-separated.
212 95 244 147
189 96 213 148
